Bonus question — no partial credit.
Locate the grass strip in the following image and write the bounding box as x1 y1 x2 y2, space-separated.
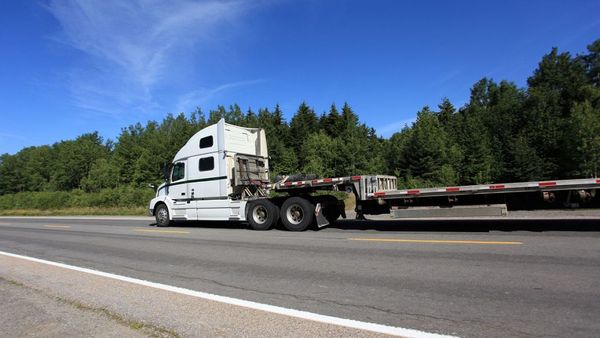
0 207 147 216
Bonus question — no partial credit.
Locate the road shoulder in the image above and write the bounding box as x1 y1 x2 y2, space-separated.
0 277 160 337
0 253 396 337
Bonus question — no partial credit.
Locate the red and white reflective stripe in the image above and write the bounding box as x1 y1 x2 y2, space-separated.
365 177 599 199
351 176 362 181
310 177 340 185
284 176 353 187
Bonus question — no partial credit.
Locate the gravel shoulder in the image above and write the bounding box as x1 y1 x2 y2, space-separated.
0 254 392 338
0 278 155 338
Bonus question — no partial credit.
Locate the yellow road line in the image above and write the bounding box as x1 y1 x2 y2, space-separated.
134 228 189 234
44 224 71 228
348 238 523 245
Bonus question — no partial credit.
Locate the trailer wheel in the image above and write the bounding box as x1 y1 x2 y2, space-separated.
280 197 314 231
319 195 342 224
324 207 341 224
247 200 279 231
155 204 171 227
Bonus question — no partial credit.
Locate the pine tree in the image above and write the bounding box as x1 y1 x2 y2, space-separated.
289 102 318 157
402 107 458 186
436 98 456 129
320 103 341 136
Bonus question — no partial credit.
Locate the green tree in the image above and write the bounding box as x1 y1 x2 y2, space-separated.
289 102 318 156
455 109 492 184
208 105 227 124
385 127 412 179
506 133 545 180
245 108 259 127
81 158 121 192
340 102 359 131
302 131 338 177
319 103 342 136
401 107 459 186
436 98 456 129
525 47 592 178
581 39 600 86
257 105 293 176
49 132 109 190
571 101 600 177
0 153 23 193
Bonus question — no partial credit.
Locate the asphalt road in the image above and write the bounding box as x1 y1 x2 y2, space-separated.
1 214 599 337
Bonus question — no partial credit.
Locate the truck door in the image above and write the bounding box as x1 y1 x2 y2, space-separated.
167 161 196 220
190 154 230 220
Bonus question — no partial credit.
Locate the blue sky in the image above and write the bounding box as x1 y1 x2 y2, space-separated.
1 0 599 154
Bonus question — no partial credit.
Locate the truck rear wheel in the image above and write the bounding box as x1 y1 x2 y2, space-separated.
247 200 279 230
280 197 314 231
155 204 171 227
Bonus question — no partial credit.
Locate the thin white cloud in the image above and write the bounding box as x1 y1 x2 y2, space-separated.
45 0 252 116
377 117 416 137
176 79 266 112
432 69 461 87
0 132 27 141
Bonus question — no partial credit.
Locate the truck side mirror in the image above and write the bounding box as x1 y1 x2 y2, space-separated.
162 165 171 182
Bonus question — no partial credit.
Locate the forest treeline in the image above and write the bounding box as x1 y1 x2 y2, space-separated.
1 39 599 201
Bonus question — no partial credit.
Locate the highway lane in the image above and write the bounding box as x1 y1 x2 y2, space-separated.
0 216 599 337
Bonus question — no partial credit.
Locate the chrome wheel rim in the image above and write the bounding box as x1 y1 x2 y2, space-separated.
286 204 303 225
252 205 268 224
157 207 168 224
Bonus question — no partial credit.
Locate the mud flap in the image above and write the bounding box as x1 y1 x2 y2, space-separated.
314 202 330 228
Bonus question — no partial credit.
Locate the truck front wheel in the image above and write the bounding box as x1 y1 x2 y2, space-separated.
280 197 315 231
247 200 279 230
155 204 171 227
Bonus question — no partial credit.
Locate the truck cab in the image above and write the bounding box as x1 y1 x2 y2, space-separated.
149 119 270 226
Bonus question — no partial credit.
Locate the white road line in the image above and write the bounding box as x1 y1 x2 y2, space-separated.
0 250 456 338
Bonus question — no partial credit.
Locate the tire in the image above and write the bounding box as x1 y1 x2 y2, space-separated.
247 199 279 231
155 204 171 227
319 195 342 224
324 206 341 224
280 197 315 231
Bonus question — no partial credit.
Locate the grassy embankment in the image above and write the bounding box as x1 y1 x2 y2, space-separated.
0 188 356 216
0 187 154 216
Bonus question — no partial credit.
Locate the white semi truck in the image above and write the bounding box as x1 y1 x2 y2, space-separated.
148 119 600 230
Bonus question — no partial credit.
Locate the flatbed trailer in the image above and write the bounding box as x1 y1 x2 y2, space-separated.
274 175 600 219
149 119 599 231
